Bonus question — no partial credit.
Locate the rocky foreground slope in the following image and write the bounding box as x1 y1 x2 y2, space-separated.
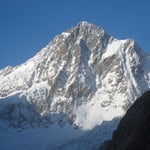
101 90 150 150
0 21 150 149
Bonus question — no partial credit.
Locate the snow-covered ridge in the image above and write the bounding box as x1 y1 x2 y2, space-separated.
0 21 150 150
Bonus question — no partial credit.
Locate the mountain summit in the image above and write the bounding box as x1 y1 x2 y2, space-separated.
0 22 150 149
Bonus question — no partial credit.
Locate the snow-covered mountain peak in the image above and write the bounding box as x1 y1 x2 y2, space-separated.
78 21 92 26
64 21 106 41
77 21 104 31
0 22 150 150
77 21 103 30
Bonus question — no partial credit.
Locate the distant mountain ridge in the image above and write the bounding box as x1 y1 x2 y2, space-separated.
0 21 150 149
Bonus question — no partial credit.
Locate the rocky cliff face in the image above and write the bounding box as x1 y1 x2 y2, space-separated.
0 21 150 149
101 90 150 150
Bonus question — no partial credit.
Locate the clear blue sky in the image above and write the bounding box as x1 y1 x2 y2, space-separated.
0 0 150 69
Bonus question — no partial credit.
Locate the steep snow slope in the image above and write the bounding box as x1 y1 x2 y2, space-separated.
0 21 150 149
